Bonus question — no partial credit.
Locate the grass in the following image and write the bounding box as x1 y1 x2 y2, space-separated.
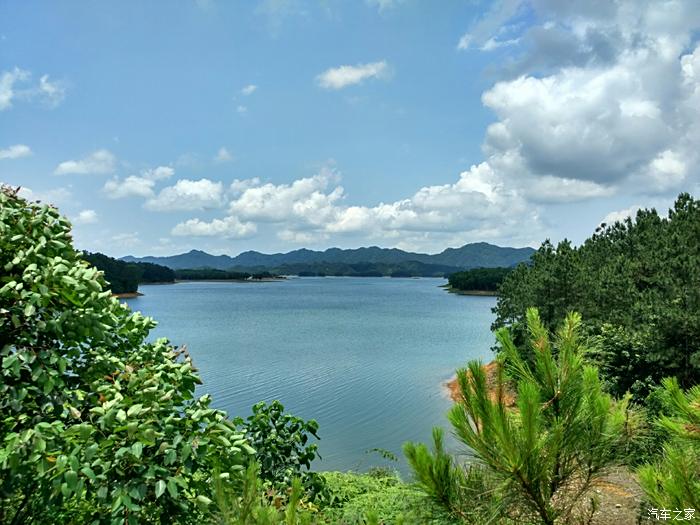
317 470 460 524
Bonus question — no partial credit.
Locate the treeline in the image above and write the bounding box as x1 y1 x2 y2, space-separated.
81 252 174 293
174 268 276 280
236 260 462 277
494 192 700 399
447 267 511 292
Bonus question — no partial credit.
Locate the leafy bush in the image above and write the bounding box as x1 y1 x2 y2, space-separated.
0 187 252 524
235 401 328 502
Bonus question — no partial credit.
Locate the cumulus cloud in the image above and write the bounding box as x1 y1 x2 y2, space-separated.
0 144 32 160
104 175 156 199
316 61 390 90
452 0 700 204
176 165 540 248
172 216 257 239
102 166 173 199
145 178 225 211
241 84 257 96
55 149 116 175
72 209 98 225
601 205 641 226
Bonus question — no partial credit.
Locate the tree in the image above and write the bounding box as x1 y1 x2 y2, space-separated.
638 378 700 511
493 193 700 399
0 187 251 524
446 309 629 524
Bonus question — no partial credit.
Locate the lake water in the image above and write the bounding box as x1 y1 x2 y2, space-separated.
126 277 496 474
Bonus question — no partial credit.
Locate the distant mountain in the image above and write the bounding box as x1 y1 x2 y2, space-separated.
122 243 535 272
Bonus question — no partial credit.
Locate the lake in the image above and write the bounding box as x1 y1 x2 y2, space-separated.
125 277 496 474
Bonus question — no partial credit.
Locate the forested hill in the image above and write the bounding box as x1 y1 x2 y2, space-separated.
121 242 535 271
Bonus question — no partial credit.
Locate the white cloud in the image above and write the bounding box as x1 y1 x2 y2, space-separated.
241 84 257 96
480 37 521 51
316 61 390 90
0 68 30 110
104 176 156 199
145 178 225 211
215 147 233 163
178 165 540 250
457 0 523 50
143 166 174 181
172 216 257 239
236 105 247 114
17 186 72 206
38 75 66 107
72 209 98 225
601 205 641 226
54 149 116 175
0 144 32 160
102 166 173 199
0 67 67 110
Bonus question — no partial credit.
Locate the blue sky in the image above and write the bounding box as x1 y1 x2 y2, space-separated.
2 1 699 256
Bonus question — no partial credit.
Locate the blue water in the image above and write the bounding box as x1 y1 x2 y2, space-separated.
126 277 495 473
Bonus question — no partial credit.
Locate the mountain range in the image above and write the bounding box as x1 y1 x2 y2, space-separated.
122 242 535 272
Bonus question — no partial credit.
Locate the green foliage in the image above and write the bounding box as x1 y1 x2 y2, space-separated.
404 428 498 522
638 378 700 510
0 187 251 523
447 267 511 292
212 462 317 525
235 401 327 502
494 193 700 399
320 471 458 524
445 309 629 525
81 251 175 294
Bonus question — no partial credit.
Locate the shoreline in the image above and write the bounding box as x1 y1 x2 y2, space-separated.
440 284 498 296
113 291 143 298
444 361 516 406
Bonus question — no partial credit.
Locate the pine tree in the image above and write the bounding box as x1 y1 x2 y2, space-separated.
638 378 700 511
449 308 629 524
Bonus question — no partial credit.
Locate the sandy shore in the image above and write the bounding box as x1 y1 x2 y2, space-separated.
444 360 516 406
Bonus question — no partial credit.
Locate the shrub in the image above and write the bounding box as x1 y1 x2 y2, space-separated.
0 187 252 524
234 400 328 503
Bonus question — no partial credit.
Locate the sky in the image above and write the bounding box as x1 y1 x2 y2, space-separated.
1 0 699 257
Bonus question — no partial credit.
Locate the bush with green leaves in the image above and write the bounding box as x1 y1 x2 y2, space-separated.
638 378 700 511
0 187 253 524
234 401 328 503
413 309 631 525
